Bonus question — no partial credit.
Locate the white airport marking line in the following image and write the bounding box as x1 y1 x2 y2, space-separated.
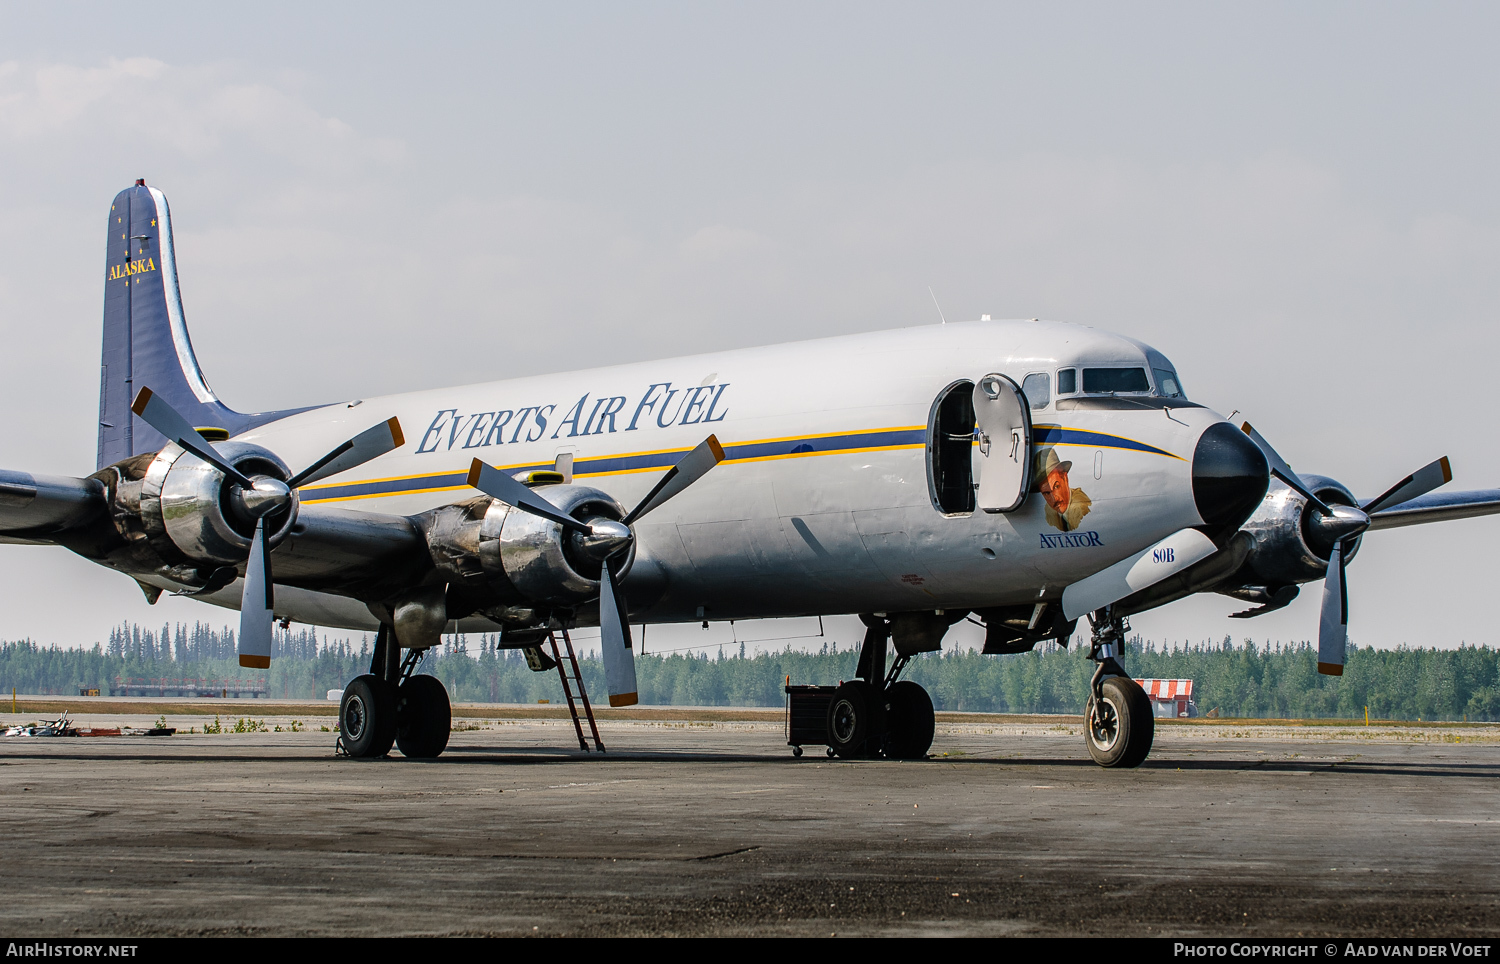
505 779 645 793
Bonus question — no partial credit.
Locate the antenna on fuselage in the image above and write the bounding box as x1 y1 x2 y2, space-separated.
928 286 947 325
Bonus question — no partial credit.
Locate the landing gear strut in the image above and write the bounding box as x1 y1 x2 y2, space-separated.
338 625 451 760
825 617 936 760
1084 607 1153 768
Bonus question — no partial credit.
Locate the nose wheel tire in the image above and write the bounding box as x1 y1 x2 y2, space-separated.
340 674 397 759
884 680 935 759
826 680 883 758
1084 675 1154 768
395 674 451 759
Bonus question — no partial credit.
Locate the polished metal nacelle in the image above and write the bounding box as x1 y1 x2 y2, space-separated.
1237 472 1362 586
423 482 634 621
139 440 299 567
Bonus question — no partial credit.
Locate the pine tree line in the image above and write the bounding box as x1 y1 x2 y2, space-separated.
103 621 329 662
4 624 1500 720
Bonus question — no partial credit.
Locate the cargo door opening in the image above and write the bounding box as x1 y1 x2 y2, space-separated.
928 380 976 515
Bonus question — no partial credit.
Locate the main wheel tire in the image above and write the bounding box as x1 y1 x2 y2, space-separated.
1084 675 1154 768
826 680 883 759
340 674 397 759
884 680 935 760
395 674 451 759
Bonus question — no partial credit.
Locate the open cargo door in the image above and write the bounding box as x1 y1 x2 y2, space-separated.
972 373 1032 512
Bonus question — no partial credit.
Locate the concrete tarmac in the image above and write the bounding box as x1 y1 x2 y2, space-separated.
2 714 1498 937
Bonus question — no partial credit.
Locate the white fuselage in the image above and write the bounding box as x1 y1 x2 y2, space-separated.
231 319 1222 632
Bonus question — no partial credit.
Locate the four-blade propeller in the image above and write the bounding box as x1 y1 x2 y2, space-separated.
1240 422 1451 676
466 435 726 706
131 388 404 668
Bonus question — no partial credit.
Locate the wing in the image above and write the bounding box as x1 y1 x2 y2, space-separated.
1366 488 1500 530
269 503 426 593
0 469 106 544
0 462 426 593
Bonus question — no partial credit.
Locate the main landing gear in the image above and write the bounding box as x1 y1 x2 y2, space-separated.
339 624 452 760
825 617 937 760
1084 607 1153 768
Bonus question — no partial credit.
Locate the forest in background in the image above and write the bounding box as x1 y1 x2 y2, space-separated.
1 620 1498 721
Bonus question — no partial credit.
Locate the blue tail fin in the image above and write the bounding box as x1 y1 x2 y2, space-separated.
97 181 304 469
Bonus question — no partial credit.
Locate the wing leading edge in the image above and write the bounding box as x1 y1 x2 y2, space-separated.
0 469 106 543
1366 489 1500 530
0 461 425 594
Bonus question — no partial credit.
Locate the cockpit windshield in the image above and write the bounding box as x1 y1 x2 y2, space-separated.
1056 359 1187 400
1081 367 1150 394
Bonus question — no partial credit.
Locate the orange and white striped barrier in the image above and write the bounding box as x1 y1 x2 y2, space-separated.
1134 678 1196 718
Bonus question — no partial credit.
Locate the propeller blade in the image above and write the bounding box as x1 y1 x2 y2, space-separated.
1361 456 1453 516
1239 422 1332 515
597 559 638 707
1317 539 1349 676
466 459 589 532
624 435 726 525
238 519 275 669
288 417 405 488
131 387 254 488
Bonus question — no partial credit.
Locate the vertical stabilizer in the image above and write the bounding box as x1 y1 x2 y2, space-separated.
97 181 304 469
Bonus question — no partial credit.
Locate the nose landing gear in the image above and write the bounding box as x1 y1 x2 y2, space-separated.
1084 608 1153 768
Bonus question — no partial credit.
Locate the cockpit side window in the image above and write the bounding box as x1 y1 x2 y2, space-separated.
1021 372 1050 410
1057 368 1077 395
1081 367 1150 394
1153 368 1185 398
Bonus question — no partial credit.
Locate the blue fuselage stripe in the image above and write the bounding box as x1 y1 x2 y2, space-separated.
1033 427 1175 458
300 425 1167 502
722 428 926 462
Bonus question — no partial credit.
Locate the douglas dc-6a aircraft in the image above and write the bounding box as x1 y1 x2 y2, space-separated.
5 181 1499 766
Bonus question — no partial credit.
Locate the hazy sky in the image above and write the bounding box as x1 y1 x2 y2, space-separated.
1 2 1498 654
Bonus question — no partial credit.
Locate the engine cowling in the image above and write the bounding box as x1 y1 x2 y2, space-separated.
423 482 633 625
1236 473 1362 586
139 440 300 567
1116 472 1364 616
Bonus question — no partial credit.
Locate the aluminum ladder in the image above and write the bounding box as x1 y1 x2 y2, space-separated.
548 628 605 752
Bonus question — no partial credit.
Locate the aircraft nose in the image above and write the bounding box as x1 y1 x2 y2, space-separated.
1192 421 1270 531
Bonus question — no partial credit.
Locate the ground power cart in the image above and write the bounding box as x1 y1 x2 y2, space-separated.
785 683 837 757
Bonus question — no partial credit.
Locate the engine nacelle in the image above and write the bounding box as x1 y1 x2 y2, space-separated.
423 482 633 624
138 440 299 567
482 484 635 603
1236 473 1362 586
